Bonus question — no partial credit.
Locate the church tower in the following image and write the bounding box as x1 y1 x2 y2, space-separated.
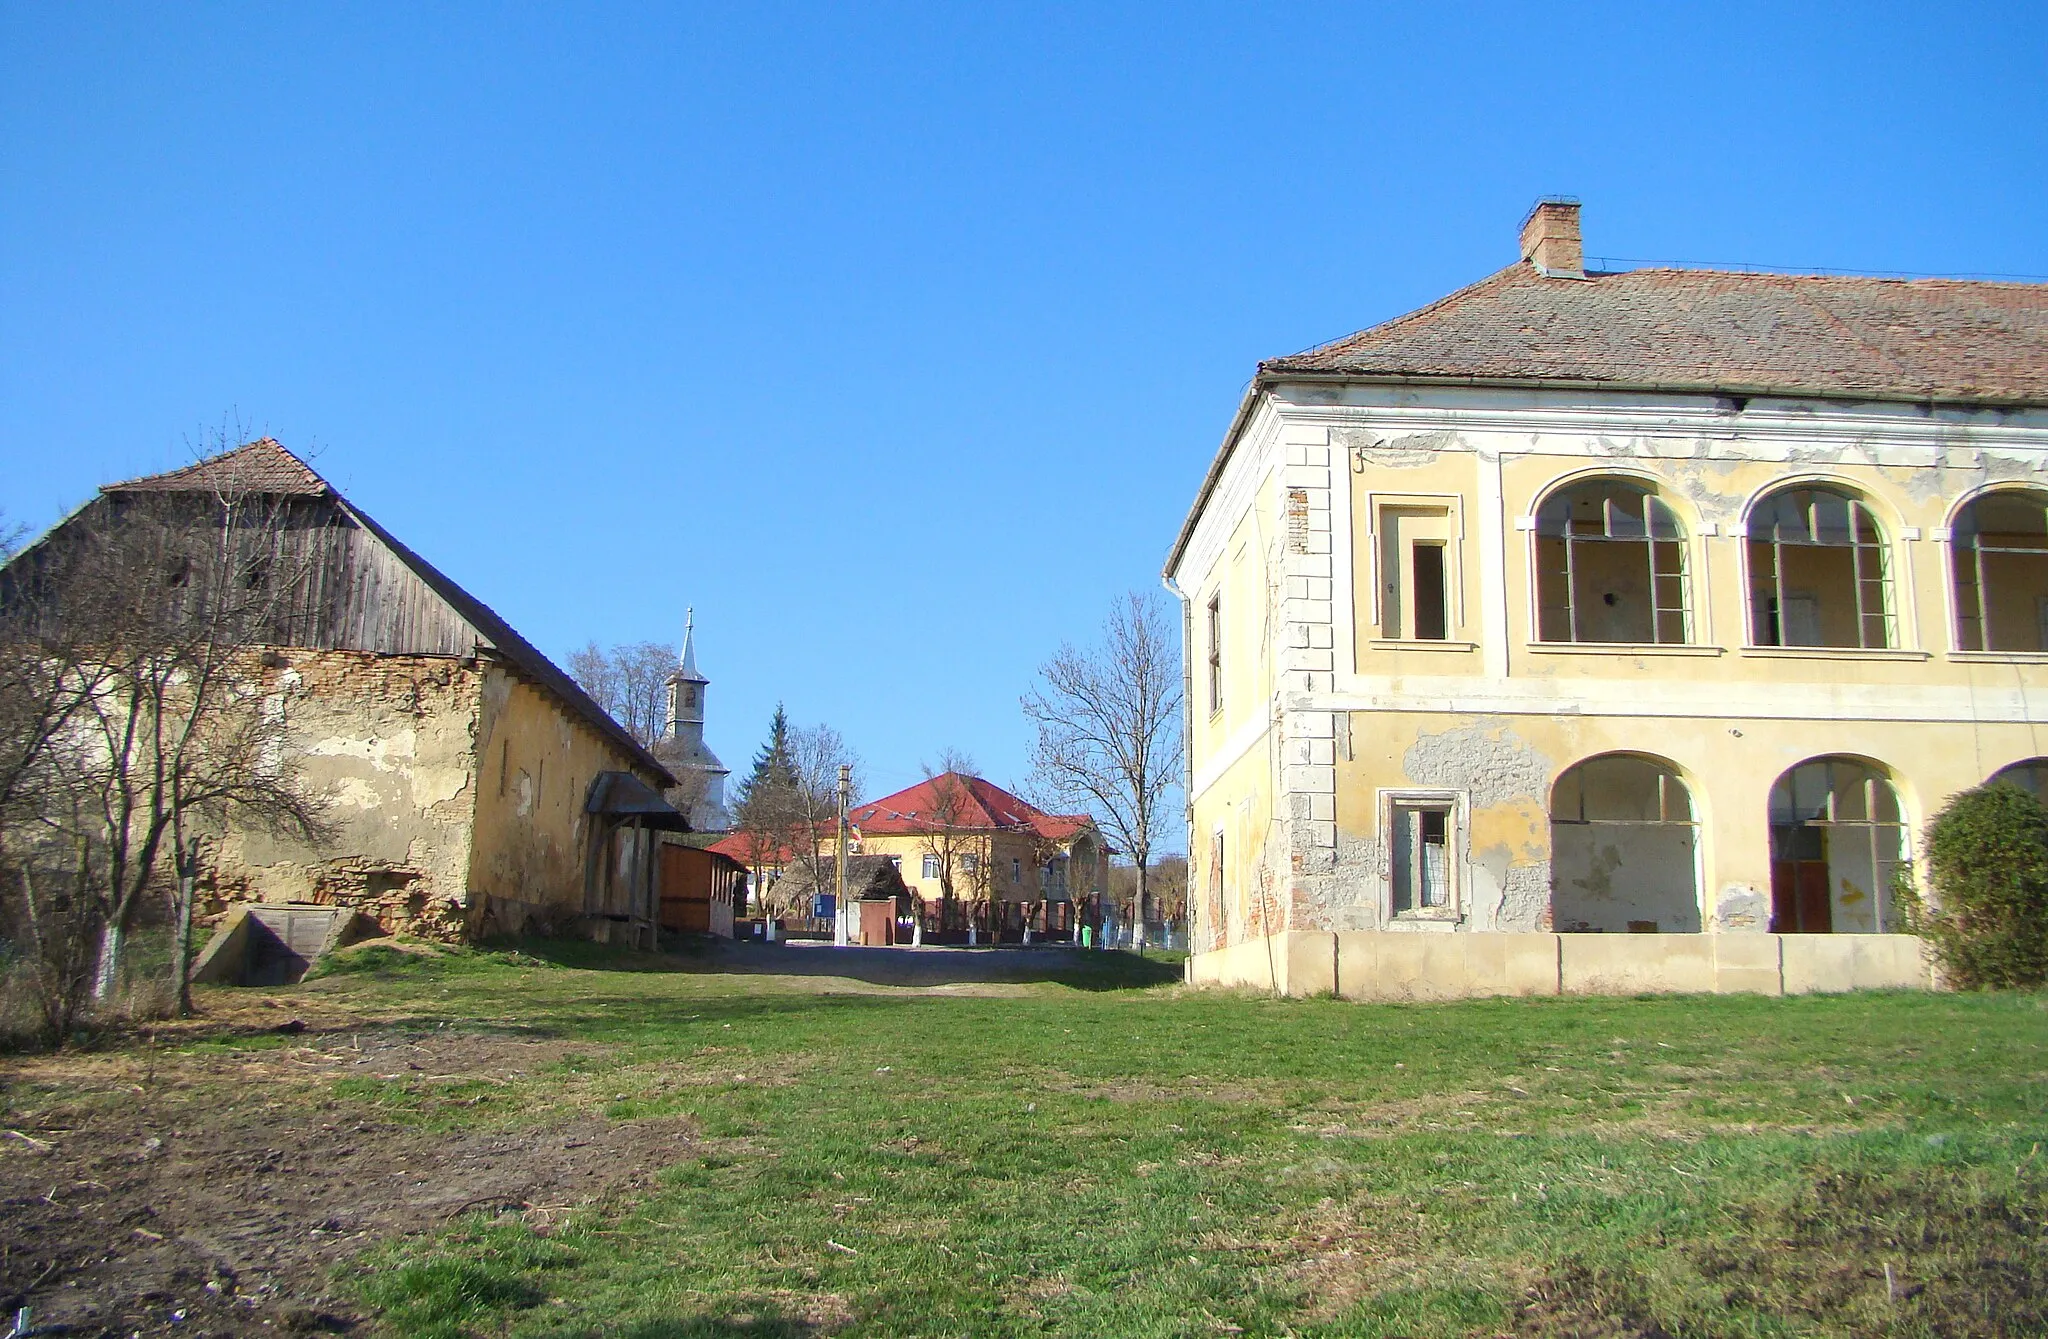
662 608 732 831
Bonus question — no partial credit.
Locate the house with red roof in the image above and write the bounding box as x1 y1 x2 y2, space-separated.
842 773 1108 943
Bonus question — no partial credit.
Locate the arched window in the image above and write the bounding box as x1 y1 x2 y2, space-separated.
1989 759 2048 800
1952 490 2048 652
1748 487 1894 649
1549 754 1700 933
1535 480 1691 643
1767 757 1905 933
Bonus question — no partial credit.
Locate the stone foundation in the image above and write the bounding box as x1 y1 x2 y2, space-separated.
1187 930 1933 999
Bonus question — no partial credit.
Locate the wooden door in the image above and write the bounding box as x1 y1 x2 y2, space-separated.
859 900 894 946
1770 860 1832 933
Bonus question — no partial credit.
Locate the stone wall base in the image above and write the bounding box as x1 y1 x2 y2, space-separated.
1186 931 1932 999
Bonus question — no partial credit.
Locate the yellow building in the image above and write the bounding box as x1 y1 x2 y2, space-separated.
843 773 1109 942
21 439 686 954
1166 201 2048 998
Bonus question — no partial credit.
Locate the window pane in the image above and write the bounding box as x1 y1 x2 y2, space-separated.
1412 543 1447 640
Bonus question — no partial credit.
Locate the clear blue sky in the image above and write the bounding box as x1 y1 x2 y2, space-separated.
4 3 2045 825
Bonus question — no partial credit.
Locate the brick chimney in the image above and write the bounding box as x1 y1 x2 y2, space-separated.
1519 198 1584 278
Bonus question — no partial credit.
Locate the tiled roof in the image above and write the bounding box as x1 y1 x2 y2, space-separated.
1264 264 2048 405
105 438 330 496
848 773 1094 843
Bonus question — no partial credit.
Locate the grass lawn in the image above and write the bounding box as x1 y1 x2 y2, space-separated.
11 942 2048 1337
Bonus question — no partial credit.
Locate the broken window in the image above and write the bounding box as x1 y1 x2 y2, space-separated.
1952 490 2048 652
1535 480 1690 643
1549 754 1700 933
1989 759 2048 800
1767 757 1905 934
1388 797 1457 916
1748 487 1894 649
1376 505 1454 640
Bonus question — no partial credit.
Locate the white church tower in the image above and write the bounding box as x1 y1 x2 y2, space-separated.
663 608 732 832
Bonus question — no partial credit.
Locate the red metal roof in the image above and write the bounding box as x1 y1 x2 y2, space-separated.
847 772 1095 843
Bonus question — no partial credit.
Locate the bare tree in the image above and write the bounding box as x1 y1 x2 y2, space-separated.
788 721 863 899
1112 853 1188 930
913 751 998 939
568 640 676 746
726 713 862 920
1 450 336 1017
1022 591 1183 950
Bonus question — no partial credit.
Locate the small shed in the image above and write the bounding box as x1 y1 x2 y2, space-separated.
657 839 744 938
770 855 914 942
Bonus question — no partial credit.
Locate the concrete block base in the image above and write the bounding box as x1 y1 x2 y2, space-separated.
1188 931 1931 1000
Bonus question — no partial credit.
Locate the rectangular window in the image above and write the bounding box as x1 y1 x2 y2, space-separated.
1206 593 1223 714
962 853 980 873
1376 505 1455 640
922 853 940 879
1011 858 1021 883
1388 798 1457 915
1209 829 1224 929
1411 542 1448 640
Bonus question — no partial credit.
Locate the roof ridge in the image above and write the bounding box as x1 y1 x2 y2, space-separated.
104 437 330 497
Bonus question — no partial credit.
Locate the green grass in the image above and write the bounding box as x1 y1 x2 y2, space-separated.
238 951 2048 1334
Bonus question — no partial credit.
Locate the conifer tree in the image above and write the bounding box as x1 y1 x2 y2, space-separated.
734 703 797 814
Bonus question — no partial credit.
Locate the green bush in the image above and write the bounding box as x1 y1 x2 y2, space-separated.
1905 783 2048 989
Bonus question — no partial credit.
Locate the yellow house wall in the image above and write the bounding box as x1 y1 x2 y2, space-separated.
847 830 1107 908
1172 381 2048 990
465 664 669 936
1187 734 1277 951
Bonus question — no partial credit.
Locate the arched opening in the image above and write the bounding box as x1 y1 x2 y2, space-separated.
1767 757 1905 934
1535 479 1691 644
1747 486 1894 649
1988 758 2048 800
1952 490 2048 651
1549 754 1700 933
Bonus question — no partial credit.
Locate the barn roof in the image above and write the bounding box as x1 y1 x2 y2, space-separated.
102 439 674 785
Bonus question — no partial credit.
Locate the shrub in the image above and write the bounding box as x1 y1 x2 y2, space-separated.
1904 783 2048 989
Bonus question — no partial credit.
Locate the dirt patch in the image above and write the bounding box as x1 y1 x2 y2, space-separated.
0 1025 698 1336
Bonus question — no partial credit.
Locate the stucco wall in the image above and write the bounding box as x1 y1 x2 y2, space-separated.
210 650 484 940
850 830 1106 909
1173 382 2048 973
1188 930 1932 999
466 664 661 936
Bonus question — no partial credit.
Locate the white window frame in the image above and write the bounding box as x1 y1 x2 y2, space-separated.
1362 494 1467 644
1379 788 1466 922
1206 591 1223 716
922 853 941 880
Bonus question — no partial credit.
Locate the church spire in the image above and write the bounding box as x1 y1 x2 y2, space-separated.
677 606 705 683
662 605 731 832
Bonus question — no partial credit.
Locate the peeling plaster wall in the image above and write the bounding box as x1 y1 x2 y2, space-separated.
1178 381 2048 990
466 666 664 936
210 651 484 940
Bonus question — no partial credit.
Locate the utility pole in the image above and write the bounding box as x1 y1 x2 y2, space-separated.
834 763 851 946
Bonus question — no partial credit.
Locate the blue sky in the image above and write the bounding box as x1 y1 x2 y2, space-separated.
4 3 2045 829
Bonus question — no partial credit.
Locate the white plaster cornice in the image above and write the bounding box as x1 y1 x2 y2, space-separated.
1275 388 2048 456
1173 396 1282 590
